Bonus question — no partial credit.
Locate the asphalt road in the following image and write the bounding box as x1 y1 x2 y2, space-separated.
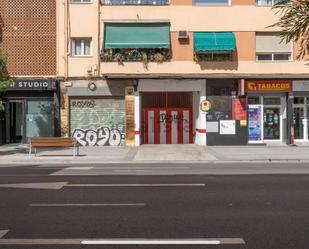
0 164 308 249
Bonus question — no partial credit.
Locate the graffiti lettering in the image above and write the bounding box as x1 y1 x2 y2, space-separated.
72 127 125 146
71 100 96 108
159 113 188 123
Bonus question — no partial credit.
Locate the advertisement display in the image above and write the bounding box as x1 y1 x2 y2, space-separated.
248 105 263 143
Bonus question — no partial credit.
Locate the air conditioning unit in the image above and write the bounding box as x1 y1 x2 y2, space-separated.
178 30 189 40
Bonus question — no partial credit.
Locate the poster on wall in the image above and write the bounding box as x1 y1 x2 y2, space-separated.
219 120 236 135
248 105 262 142
232 98 247 120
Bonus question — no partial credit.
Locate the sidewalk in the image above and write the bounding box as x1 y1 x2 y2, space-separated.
0 143 309 165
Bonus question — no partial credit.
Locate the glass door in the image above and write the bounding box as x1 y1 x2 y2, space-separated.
263 107 280 140
293 107 304 140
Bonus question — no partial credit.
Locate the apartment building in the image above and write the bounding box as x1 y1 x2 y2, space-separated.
2 0 309 146
58 0 309 147
0 0 60 145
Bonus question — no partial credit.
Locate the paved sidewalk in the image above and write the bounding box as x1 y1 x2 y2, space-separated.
0 143 309 165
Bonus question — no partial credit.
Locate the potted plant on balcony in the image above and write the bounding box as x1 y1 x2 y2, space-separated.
154 52 164 63
114 52 123 64
141 51 149 69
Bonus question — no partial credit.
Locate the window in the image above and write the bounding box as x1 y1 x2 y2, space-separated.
194 0 229 5
256 0 290 6
71 38 92 56
103 0 169 5
195 52 232 62
256 33 292 61
71 0 91 3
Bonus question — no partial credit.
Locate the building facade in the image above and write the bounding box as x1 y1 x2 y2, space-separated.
1 0 309 146
0 0 60 145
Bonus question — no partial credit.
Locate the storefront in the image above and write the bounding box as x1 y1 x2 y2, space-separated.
292 80 309 142
134 79 206 145
206 79 248 145
246 80 291 144
0 79 60 144
66 79 128 146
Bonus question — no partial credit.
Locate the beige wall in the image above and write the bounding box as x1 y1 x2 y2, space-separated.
101 6 280 32
171 32 193 61
61 3 308 78
235 32 256 61
100 60 309 77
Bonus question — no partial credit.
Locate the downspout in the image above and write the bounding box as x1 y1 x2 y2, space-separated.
97 0 101 77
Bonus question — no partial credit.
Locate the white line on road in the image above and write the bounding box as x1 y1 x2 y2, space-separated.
82 238 245 245
0 238 245 245
67 183 206 187
0 230 9 239
29 203 146 207
66 167 93 170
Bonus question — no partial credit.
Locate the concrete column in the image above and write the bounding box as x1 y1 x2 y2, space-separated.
134 91 141 146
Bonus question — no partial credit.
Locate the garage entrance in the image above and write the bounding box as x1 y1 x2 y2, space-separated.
141 92 193 144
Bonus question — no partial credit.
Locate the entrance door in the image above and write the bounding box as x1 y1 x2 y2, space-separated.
293 106 304 139
8 101 24 143
263 107 280 140
144 108 193 144
0 107 5 145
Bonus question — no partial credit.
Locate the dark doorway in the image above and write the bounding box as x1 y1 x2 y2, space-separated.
0 107 5 145
8 101 24 143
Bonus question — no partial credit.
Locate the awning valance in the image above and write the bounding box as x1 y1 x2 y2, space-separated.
194 32 236 52
104 23 170 49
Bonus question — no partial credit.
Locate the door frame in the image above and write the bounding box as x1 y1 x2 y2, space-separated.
293 97 308 141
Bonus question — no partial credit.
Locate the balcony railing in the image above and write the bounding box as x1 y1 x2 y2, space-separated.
102 0 169 5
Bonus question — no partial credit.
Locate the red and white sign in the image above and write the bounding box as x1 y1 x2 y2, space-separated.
143 108 193 144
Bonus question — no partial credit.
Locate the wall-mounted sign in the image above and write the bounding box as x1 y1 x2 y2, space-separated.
200 100 211 112
245 80 292 93
10 79 53 91
293 80 309 92
248 105 263 143
219 120 235 135
232 98 247 120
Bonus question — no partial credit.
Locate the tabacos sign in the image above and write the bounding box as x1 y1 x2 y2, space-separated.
11 79 53 90
245 80 292 93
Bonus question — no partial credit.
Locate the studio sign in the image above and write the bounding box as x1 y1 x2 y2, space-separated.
12 79 52 90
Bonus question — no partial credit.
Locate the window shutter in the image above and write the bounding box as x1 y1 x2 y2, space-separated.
256 34 291 53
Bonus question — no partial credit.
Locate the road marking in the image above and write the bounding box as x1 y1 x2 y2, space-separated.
0 182 68 190
0 230 9 239
0 238 245 245
0 182 205 190
81 238 245 245
29 203 146 207
66 167 93 170
68 183 206 187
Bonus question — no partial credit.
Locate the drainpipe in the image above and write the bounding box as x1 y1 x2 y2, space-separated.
97 0 101 77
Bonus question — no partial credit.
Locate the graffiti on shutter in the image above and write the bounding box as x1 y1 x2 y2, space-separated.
70 98 125 146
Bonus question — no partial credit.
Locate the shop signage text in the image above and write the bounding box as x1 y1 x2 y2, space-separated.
11 79 53 90
245 80 292 93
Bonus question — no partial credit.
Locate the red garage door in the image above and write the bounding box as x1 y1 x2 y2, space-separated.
143 108 193 144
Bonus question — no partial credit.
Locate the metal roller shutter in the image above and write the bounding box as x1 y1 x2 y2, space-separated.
70 98 125 146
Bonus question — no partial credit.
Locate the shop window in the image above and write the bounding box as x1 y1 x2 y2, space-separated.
26 101 55 138
248 96 261 105
264 97 281 105
71 38 92 56
256 33 292 61
294 97 305 104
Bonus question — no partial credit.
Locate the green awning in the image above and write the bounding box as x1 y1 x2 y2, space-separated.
104 23 170 49
194 32 236 52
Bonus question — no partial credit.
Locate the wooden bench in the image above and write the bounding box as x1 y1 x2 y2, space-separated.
29 137 79 157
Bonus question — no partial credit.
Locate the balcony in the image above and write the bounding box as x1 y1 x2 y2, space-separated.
102 0 169 5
